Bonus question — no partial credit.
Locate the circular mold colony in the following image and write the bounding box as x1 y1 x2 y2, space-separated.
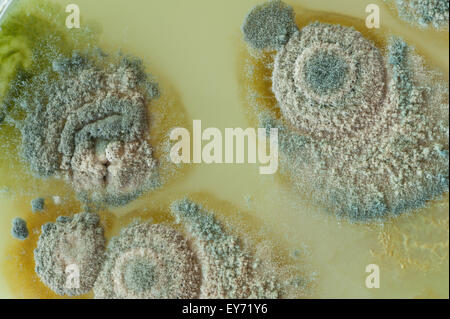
241 0 298 51
34 212 105 296
243 1 449 222
393 0 449 29
31 197 45 213
93 223 201 299
16 51 160 206
272 23 385 140
94 199 296 299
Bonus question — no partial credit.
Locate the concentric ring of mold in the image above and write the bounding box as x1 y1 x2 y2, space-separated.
34 212 105 296
94 199 300 299
0 0 166 207
242 1 449 222
392 0 449 29
93 222 201 299
273 23 385 140
16 51 159 206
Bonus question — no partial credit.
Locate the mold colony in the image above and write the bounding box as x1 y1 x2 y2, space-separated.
1 0 305 299
34 212 105 296
393 0 449 29
94 222 201 299
26 199 298 298
11 217 28 240
1 0 447 299
242 0 449 222
17 51 160 206
170 199 286 298
94 199 298 299
242 0 298 51
0 0 161 207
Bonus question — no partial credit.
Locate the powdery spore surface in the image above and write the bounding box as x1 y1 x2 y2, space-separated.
93 223 201 299
171 199 299 299
257 22 448 221
14 51 159 206
94 199 304 299
34 212 105 296
394 0 449 29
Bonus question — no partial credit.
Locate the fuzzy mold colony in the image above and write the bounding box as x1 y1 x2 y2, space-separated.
0 0 160 206
243 1 449 221
93 199 297 299
394 0 449 29
34 212 105 296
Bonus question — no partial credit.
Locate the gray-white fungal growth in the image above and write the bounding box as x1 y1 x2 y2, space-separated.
34 212 105 296
244 1 449 221
11 217 29 240
394 0 449 29
31 197 45 213
93 222 201 299
302 51 348 96
242 0 298 51
171 199 286 298
12 50 160 206
272 22 385 138
94 199 297 299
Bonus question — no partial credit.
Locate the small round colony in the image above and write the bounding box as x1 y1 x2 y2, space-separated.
17 51 159 206
34 212 105 296
93 223 201 299
242 0 298 51
31 197 45 213
11 217 29 240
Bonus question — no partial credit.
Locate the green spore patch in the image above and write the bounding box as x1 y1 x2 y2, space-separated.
303 52 348 96
394 0 449 29
31 197 45 213
123 258 157 293
242 0 298 51
11 216 28 240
